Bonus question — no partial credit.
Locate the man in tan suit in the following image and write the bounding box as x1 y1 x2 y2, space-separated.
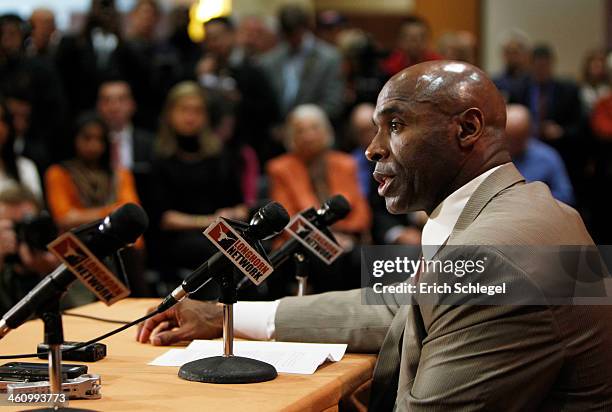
138 61 612 410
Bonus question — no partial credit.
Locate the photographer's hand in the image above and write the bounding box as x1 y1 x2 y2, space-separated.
18 243 59 275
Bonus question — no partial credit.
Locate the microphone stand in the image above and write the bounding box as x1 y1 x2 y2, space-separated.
39 300 67 409
28 277 99 411
294 252 309 296
178 220 278 384
178 269 277 384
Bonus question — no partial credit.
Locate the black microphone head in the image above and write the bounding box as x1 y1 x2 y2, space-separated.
319 195 351 226
104 203 149 244
245 202 289 240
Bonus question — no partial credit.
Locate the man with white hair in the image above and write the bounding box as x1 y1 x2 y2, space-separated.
506 104 574 205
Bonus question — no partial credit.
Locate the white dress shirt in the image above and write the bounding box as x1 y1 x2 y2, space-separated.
0 156 43 202
233 165 506 340
111 125 134 170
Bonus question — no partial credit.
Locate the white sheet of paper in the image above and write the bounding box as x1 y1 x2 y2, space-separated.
148 341 347 374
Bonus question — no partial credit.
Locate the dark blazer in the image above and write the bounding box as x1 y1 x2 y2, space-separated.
55 33 139 117
508 77 585 186
275 163 612 410
259 36 344 120
508 76 582 141
130 127 154 209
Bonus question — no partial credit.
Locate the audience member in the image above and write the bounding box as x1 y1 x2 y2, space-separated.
26 8 59 60
198 16 280 166
589 77 612 243
580 49 610 114
349 103 376 197
44 113 140 231
124 0 181 130
508 44 584 196
316 10 346 46
259 4 344 122
506 104 574 204
0 100 42 201
150 82 246 279
437 30 477 65
96 79 154 203
236 15 278 58
55 0 138 119
266 104 371 293
380 16 442 78
267 104 370 236
166 5 201 82
0 13 66 163
336 29 386 112
0 186 95 315
493 29 531 99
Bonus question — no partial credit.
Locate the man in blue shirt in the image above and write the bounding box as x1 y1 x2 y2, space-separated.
506 104 574 205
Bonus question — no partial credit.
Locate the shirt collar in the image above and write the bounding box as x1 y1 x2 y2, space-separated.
421 164 505 257
112 124 133 141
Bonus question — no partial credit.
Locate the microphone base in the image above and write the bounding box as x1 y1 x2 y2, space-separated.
178 356 277 384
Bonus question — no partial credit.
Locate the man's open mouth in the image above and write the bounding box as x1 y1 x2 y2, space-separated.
373 171 396 196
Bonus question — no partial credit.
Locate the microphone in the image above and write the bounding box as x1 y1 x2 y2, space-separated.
158 202 289 312
0 203 149 339
270 194 350 267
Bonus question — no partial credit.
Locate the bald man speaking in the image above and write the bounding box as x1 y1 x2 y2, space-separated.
137 62 612 410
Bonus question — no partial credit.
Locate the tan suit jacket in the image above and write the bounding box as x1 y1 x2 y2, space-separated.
275 163 612 411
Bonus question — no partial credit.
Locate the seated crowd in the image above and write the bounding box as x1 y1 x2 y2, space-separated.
0 0 610 309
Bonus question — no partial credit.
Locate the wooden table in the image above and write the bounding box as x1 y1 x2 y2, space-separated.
0 299 376 411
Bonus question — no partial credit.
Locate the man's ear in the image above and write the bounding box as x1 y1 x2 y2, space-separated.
456 107 484 148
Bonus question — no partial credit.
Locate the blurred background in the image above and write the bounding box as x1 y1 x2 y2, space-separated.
0 0 609 310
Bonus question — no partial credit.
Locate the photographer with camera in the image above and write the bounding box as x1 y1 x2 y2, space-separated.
0 186 94 315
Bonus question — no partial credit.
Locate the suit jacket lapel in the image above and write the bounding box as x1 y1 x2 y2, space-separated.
448 163 525 242
296 50 317 103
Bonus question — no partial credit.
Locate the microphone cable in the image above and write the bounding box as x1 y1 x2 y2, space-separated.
61 312 130 325
0 278 214 360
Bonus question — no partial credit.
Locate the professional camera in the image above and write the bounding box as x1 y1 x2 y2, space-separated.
13 212 58 252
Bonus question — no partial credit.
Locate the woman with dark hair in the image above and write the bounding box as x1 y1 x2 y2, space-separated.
44 113 140 230
150 81 245 278
0 99 42 200
581 49 609 114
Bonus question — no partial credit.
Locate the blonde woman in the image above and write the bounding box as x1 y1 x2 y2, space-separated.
150 81 246 276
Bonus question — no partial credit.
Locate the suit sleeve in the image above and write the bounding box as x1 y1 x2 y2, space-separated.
275 288 400 353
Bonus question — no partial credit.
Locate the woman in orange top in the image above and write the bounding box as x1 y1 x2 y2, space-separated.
266 104 371 294
45 113 140 231
267 104 371 236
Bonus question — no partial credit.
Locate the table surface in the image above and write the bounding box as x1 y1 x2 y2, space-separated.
0 298 376 412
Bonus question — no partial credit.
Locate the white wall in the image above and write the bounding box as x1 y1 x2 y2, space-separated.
482 0 606 79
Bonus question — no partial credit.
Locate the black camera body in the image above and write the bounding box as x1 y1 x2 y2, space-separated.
13 212 58 252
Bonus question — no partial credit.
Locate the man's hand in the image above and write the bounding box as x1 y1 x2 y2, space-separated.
136 299 224 346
